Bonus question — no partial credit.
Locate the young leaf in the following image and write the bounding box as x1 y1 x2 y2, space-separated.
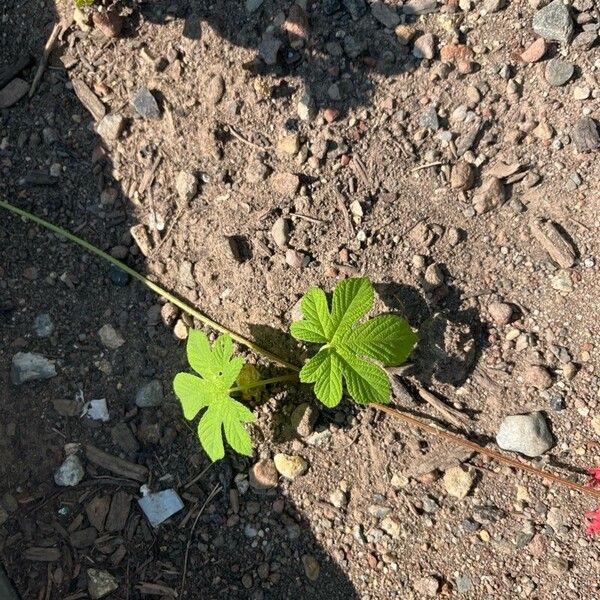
290 278 418 407
173 330 255 461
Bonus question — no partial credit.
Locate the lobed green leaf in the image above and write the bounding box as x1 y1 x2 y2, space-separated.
291 278 418 408
173 331 255 462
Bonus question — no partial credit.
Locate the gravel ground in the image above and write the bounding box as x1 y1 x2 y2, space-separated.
1 0 600 598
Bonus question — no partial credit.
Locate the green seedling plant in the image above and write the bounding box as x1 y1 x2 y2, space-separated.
173 277 418 461
3 199 600 535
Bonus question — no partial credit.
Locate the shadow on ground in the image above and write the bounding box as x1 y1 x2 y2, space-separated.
0 1 488 598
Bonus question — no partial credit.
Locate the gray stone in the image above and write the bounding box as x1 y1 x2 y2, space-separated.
11 352 57 384
370 1 400 28
403 0 438 15
473 177 507 214
131 87 160 119
291 403 319 437
483 0 507 12
246 0 264 12
572 117 599 153
98 324 125 350
343 0 367 19
414 575 440 596
532 0 573 44
207 74 225 105
496 412 554 457
455 574 472 594
544 58 574 86
96 113 125 141
297 93 316 121
488 301 513 325
413 33 436 60
135 380 163 407
271 217 290 249
111 422 140 454
34 313 54 337
87 569 118 599
258 36 282 65
443 466 475 499
419 105 439 129
54 455 85 487
0 78 29 109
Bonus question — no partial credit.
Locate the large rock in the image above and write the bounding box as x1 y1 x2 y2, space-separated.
496 412 554 457
11 352 57 384
532 0 573 44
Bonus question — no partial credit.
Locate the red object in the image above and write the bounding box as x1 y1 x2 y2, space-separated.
585 507 600 535
588 467 600 488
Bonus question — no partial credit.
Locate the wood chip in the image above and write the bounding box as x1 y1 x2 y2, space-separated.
407 445 474 478
23 547 61 561
52 399 80 417
71 79 106 121
530 218 577 268
105 491 132 532
69 527 97 549
136 582 179 597
85 495 110 531
130 223 153 257
85 445 148 482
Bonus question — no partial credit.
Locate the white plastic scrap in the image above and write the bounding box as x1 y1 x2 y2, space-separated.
138 488 184 527
82 399 109 422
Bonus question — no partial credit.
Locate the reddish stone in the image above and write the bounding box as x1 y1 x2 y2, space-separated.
92 11 123 38
440 43 473 64
323 107 340 123
284 5 309 41
520 38 547 63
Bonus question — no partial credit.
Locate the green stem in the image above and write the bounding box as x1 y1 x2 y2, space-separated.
230 373 299 394
0 199 300 372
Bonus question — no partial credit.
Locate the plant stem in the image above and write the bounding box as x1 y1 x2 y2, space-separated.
373 402 600 501
0 199 300 372
230 373 299 393
2 199 598 501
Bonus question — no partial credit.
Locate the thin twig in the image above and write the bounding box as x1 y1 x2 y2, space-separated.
416 386 469 430
183 463 213 490
30 23 62 98
290 212 327 224
226 125 269 150
410 161 444 173
180 484 221 598
398 490 419 517
335 189 354 237
150 205 183 258
351 155 370 189
372 402 600 501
